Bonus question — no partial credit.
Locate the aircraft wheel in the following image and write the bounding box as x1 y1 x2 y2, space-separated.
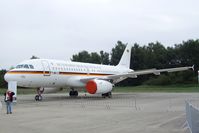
74 91 78 97
102 92 112 98
69 91 78 97
107 92 112 98
35 95 39 101
69 91 74 96
102 94 106 98
35 95 42 101
39 95 42 101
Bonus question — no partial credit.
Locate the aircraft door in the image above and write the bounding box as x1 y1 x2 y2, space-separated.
41 60 51 76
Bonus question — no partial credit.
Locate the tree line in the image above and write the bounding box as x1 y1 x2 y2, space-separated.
0 39 198 88
72 40 198 86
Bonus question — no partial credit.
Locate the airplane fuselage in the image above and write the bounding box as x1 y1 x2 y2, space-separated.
5 59 131 88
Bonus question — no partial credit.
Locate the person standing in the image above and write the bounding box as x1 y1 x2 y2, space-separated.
4 90 15 114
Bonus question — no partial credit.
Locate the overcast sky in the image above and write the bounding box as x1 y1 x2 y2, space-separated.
1 0 199 69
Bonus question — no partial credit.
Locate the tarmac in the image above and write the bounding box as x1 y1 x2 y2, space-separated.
0 93 198 133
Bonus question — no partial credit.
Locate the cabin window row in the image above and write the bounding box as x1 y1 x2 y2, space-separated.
51 67 111 73
56 63 101 69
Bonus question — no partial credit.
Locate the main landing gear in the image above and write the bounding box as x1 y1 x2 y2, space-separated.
102 92 112 98
69 88 78 97
35 88 44 101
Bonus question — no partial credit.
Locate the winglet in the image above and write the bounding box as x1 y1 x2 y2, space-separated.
191 65 194 71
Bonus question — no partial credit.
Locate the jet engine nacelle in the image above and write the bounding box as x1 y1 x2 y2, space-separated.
39 87 61 94
85 80 113 94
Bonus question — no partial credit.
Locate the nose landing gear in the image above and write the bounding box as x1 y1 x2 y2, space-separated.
35 88 44 101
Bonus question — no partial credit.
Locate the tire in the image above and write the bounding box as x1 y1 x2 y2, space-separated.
69 91 73 96
74 91 78 97
69 91 78 97
38 95 42 101
35 95 42 101
108 92 112 98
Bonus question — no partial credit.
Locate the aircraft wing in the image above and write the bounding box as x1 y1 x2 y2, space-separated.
106 66 194 83
80 66 193 84
130 66 194 76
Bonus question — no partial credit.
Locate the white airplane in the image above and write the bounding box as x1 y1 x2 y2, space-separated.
4 45 193 101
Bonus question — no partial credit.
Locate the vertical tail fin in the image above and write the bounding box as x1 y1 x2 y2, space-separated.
117 44 132 68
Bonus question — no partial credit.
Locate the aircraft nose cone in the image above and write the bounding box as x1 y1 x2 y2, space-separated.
4 71 15 82
4 72 9 82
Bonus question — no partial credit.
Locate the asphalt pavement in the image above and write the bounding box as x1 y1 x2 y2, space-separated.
0 93 197 133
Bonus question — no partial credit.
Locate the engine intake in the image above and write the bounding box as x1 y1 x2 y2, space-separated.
86 80 113 94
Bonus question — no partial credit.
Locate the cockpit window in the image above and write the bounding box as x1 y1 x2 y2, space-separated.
16 65 23 68
29 65 34 69
16 64 34 69
24 64 29 69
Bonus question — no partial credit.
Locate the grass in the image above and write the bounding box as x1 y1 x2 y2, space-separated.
0 84 199 95
0 88 36 95
113 84 199 93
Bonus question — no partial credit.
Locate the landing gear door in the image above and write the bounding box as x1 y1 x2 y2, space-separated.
41 60 51 76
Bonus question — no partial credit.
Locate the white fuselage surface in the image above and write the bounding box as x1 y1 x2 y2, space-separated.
5 59 130 88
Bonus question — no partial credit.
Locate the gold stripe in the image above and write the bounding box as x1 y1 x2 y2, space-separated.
8 71 44 74
7 71 112 76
